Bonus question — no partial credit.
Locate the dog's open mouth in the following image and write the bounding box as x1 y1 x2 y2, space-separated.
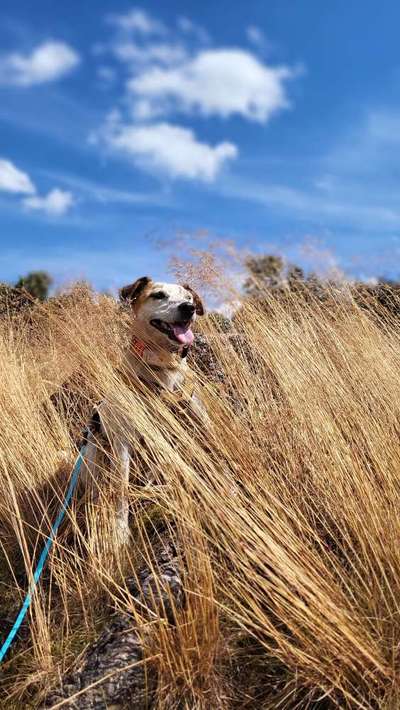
150 319 194 346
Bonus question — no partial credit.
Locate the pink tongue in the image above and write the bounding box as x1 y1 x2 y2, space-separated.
172 324 194 346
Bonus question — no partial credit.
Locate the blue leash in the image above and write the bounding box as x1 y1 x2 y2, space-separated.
0 445 86 664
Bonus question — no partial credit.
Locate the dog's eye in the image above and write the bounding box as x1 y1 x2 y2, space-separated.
150 291 167 299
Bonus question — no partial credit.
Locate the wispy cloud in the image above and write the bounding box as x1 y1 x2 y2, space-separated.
23 187 74 216
246 25 267 49
106 8 166 35
324 108 400 178
219 175 400 231
40 170 174 207
0 158 35 194
0 41 80 86
0 88 103 149
112 40 188 68
206 103 400 236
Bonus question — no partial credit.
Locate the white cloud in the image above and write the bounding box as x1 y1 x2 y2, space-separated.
23 188 74 216
98 118 238 181
0 41 80 86
0 158 36 194
107 8 166 35
42 169 173 207
0 159 75 217
94 11 299 186
113 41 188 67
128 49 293 122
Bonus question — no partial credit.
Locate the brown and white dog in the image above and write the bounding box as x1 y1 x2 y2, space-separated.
82 277 205 544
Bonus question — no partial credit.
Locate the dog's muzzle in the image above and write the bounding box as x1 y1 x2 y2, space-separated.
150 318 194 346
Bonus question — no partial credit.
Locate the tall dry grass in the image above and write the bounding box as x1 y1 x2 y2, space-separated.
1 282 400 708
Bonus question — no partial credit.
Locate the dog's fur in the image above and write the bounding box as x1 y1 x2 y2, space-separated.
82 277 205 544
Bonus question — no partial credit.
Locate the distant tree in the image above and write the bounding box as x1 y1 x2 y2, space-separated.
242 252 400 324
15 271 53 301
244 255 285 297
287 264 305 291
352 278 400 321
241 252 347 315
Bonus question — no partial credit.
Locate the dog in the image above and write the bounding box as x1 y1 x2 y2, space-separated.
82 277 205 545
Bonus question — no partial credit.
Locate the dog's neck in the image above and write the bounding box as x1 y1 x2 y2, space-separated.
131 334 188 365
123 333 189 392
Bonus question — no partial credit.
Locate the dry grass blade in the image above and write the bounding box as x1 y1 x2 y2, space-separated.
1 282 400 708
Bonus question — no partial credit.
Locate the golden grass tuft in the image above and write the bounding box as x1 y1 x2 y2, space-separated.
1 282 400 708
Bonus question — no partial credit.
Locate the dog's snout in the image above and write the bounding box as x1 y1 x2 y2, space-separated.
178 301 195 318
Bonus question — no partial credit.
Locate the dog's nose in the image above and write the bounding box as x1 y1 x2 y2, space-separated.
178 301 195 318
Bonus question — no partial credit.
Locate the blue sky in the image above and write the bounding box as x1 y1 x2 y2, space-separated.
1 1 400 291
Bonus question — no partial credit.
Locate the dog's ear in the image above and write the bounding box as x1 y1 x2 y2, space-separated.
120 276 151 304
183 284 204 315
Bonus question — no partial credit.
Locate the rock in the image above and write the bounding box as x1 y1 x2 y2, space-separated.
44 615 153 710
42 532 183 709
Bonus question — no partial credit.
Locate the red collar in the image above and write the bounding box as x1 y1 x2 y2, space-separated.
131 335 146 357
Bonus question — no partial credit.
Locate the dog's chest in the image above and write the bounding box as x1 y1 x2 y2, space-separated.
160 367 185 392
85 377 201 487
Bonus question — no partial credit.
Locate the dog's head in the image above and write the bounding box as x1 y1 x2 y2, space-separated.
120 277 204 352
